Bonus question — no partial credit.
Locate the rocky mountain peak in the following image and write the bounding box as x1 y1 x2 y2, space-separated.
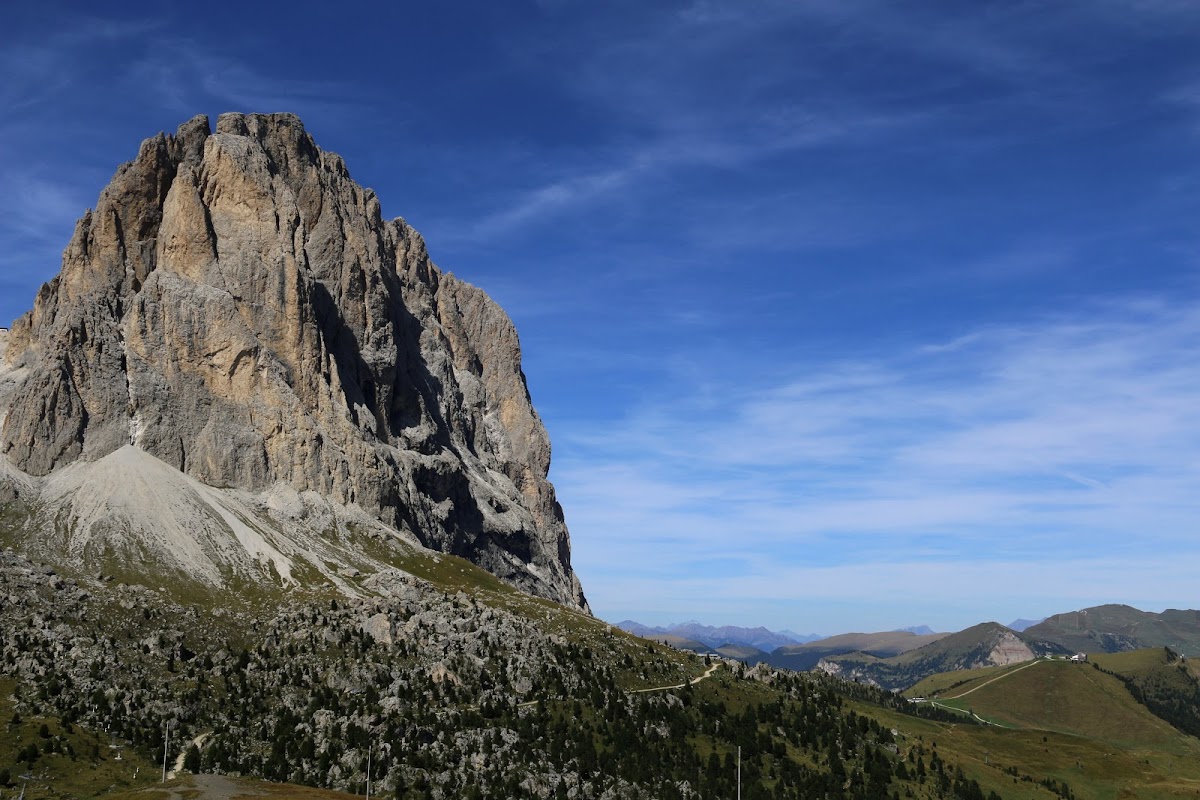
0 113 587 611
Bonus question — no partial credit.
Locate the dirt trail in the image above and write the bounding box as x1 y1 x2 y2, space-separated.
943 658 1042 700
921 659 1045 728
168 731 211 779
628 662 721 694
515 661 722 708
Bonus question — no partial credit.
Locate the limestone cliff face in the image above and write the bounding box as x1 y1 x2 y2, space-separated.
986 630 1035 666
0 113 587 610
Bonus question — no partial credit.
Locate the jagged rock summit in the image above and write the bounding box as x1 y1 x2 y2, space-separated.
0 112 587 611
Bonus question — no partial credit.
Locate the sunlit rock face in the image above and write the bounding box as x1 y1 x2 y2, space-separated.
0 113 588 612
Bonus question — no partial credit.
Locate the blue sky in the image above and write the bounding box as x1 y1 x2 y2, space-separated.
5 1 1200 634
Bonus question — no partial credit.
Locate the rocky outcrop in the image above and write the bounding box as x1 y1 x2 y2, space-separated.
0 113 587 611
987 630 1035 666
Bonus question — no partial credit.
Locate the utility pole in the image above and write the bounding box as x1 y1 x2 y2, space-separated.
162 720 173 783
737 745 741 800
365 741 372 800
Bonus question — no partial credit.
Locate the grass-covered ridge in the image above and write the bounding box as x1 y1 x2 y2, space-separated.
897 654 1200 800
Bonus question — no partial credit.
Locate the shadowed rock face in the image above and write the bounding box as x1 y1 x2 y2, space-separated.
0 113 588 611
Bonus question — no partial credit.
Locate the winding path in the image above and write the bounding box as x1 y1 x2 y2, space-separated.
515 661 723 708
628 662 722 694
942 658 1042 700
169 731 211 779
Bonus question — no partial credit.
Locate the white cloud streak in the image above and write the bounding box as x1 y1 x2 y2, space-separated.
560 296 1200 628
125 40 364 119
447 1 1132 246
460 105 924 242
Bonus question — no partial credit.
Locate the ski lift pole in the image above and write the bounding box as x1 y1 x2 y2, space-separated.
162 720 173 783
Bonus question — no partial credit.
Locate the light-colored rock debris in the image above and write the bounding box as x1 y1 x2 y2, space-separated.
987 630 1036 666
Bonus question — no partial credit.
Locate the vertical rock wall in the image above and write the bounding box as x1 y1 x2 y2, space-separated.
0 113 588 611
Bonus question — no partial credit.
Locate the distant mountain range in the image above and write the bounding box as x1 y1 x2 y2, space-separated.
614 620 822 652
778 629 819 642
1005 618 1045 632
765 630 948 672
617 604 1200 691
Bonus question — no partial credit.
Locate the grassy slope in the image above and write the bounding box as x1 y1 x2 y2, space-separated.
905 660 1032 698
887 623 1011 665
893 658 1200 800
643 633 710 651
945 661 1179 745
851 702 1060 800
0 677 158 799
1091 647 1199 682
715 644 769 661
1092 649 1174 672
881 707 1200 800
1091 648 1200 739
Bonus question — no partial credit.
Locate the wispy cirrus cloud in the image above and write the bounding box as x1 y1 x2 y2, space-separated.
560 294 1200 630
455 104 926 244
124 40 366 119
0 16 161 115
441 0 1121 248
